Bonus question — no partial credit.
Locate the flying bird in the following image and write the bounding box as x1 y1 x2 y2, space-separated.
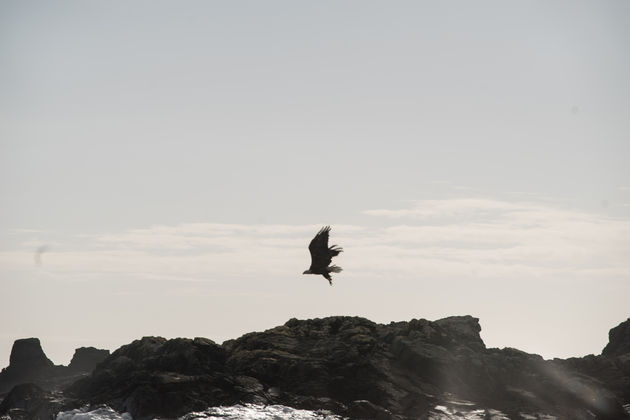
303 226 343 285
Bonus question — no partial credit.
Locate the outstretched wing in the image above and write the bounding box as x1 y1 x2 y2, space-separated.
308 226 333 269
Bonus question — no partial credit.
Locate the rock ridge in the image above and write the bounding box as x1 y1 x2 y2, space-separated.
2 316 630 420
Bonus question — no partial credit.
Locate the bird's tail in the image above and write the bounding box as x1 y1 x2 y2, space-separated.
329 265 342 273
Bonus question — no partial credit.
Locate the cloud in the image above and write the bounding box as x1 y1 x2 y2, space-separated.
9 229 48 234
1 200 629 288
364 198 521 220
0 224 361 285
361 198 630 280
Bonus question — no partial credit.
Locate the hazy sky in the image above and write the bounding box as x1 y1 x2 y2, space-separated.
1 1 629 366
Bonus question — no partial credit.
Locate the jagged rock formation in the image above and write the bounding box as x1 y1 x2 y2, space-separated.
0 338 55 394
65 316 630 420
68 347 111 373
603 318 630 357
0 339 109 395
2 317 630 420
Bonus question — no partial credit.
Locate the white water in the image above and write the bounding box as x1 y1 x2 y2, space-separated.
51 404 524 420
56 407 133 420
56 406 133 420
56 404 344 420
52 402 630 420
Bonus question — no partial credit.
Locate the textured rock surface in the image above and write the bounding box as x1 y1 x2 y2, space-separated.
0 339 54 394
68 347 110 372
557 318 630 414
0 339 109 395
67 337 242 419
603 318 630 357
8 339 53 371
3 316 630 420
66 315 630 420
0 383 79 420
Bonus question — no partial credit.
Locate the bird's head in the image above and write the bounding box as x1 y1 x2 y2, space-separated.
302 270 312 275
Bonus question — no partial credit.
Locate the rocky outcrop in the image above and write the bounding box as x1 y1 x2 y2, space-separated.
0 340 110 395
68 347 110 372
0 339 54 394
64 315 630 420
68 336 240 419
603 318 630 357
3 316 630 420
8 339 53 372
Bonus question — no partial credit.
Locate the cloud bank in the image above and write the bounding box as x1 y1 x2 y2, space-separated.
2 198 628 286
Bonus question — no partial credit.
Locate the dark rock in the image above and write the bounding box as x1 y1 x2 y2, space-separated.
556 316 630 414
0 383 49 419
603 318 630 357
0 339 54 394
226 316 393 410
6 316 630 420
0 383 79 420
68 347 110 372
347 399 399 420
67 336 239 419
558 353 630 412
0 339 110 395
8 339 53 372
433 315 485 350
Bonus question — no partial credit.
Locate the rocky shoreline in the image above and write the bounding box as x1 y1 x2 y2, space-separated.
1 316 629 420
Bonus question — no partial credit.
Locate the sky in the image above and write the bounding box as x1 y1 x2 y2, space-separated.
1 1 629 366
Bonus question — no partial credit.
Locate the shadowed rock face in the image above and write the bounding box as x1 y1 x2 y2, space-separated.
0 338 54 393
0 339 109 396
64 316 630 420
3 317 630 420
8 339 53 371
68 337 238 420
68 347 110 372
603 318 630 357
555 317 630 413
0 383 76 420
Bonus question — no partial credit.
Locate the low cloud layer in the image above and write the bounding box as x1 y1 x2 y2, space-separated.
362 198 630 280
5 198 628 282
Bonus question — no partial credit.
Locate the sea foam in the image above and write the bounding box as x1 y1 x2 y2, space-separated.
56 404 343 420
56 406 133 420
